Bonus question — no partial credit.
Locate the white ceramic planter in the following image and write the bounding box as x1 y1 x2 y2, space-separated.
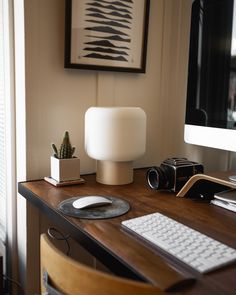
50 156 80 182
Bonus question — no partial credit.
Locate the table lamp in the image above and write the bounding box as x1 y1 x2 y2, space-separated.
85 107 146 185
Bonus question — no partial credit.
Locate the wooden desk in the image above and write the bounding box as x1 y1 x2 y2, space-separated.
18 169 236 295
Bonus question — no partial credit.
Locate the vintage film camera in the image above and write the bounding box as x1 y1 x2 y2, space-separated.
147 158 204 193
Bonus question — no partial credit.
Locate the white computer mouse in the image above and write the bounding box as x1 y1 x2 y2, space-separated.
72 196 112 209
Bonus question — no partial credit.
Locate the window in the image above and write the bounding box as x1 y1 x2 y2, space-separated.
0 0 7 243
0 0 16 248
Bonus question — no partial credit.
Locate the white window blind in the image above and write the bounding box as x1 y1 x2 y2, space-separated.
0 0 7 242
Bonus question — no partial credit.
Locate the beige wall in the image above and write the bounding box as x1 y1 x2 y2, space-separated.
18 0 233 294
24 0 229 181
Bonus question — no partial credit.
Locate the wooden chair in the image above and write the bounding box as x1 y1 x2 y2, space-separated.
40 233 166 295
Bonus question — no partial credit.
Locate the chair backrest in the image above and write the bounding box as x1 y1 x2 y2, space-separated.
40 233 166 295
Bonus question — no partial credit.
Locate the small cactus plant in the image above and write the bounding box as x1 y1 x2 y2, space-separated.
51 131 76 159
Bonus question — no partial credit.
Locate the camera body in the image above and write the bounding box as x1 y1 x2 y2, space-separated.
147 158 204 192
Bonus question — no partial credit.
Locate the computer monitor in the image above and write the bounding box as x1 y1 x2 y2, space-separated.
184 0 236 152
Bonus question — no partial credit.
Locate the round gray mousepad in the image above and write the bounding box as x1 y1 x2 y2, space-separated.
58 196 130 219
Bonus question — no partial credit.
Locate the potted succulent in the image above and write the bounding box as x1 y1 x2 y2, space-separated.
50 131 80 182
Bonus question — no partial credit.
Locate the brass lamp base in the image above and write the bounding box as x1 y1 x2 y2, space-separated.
96 161 133 185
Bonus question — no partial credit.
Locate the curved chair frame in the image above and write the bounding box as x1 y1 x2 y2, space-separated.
40 233 166 295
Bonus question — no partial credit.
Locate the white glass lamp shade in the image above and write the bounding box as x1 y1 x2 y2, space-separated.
85 107 146 185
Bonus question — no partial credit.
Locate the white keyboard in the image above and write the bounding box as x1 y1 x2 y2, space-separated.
122 212 236 273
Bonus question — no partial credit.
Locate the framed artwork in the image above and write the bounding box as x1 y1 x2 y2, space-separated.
64 0 150 73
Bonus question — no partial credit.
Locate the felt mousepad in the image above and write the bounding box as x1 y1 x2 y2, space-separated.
58 196 130 219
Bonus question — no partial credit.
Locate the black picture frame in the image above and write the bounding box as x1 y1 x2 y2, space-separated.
64 0 150 73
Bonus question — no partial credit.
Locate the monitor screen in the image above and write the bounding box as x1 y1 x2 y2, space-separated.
184 0 236 151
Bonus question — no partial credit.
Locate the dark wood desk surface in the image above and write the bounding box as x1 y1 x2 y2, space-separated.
18 169 236 295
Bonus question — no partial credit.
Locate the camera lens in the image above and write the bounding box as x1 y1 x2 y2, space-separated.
146 166 170 190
